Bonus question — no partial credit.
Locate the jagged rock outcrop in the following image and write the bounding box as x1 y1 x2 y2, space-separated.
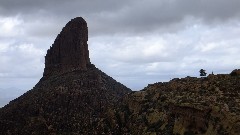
0 17 131 134
44 17 90 77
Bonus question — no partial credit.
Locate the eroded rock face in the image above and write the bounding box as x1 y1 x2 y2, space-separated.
44 17 90 77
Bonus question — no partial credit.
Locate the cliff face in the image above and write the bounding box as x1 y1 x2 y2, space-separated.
44 17 90 77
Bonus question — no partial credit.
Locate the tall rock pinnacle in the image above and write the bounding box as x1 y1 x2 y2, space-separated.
0 17 132 134
43 17 90 77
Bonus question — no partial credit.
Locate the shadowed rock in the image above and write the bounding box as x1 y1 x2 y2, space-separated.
230 69 240 76
44 17 90 77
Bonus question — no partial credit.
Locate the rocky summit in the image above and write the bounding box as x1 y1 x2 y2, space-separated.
1 17 240 135
44 17 90 78
0 17 131 134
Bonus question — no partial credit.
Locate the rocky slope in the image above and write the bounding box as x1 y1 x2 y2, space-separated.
0 65 131 134
111 74 240 134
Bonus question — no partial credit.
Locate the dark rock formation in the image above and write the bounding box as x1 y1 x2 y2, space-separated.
44 17 90 77
230 69 240 76
0 17 131 134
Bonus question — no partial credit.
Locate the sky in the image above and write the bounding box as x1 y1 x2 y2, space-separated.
1 0 240 106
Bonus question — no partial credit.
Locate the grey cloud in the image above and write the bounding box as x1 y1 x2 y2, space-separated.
88 0 240 35
1 0 240 37
0 0 130 16
0 42 44 78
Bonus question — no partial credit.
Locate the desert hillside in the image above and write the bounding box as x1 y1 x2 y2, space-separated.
111 73 240 134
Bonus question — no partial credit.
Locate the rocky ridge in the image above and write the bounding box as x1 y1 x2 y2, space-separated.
110 74 240 134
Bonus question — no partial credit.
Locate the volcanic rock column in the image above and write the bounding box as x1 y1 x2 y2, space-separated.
43 17 90 77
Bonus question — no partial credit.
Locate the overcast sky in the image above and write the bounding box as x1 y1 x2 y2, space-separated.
1 0 240 106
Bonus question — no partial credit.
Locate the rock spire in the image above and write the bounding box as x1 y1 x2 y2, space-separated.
43 17 90 77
